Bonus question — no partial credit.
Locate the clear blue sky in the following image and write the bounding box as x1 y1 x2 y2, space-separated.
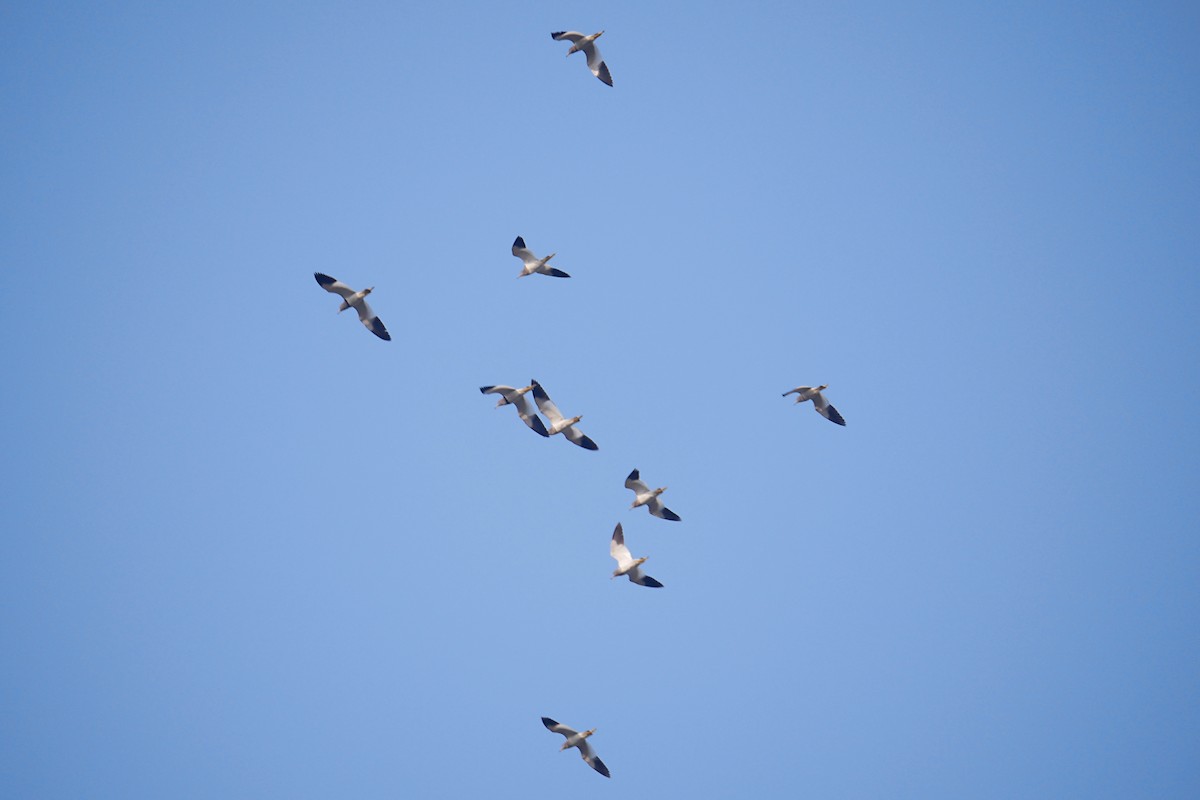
3 2 1198 797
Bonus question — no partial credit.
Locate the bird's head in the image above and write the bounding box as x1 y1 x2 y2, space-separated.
583 729 596 739
819 384 828 390
569 415 583 426
517 385 533 395
635 557 648 567
596 30 605 39
655 487 667 496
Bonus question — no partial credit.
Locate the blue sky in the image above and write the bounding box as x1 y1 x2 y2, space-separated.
2 1 1198 797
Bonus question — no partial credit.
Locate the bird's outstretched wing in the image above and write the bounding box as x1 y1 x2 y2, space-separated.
610 523 633 568
647 496 681 521
541 717 578 738
624 468 650 495
550 31 585 43
314 272 356 299
530 380 564 424
813 394 846 426
563 426 598 450
512 236 539 267
583 43 613 87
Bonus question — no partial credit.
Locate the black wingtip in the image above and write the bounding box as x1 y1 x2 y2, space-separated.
661 508 682 522
531 380 547 401
479 386 494 394
541 717 558 730
826 405 847 426
368 319 391 341
530 415 550 437
626 468 639 482
314 272 336 287
577 436 599 451
640 577 664 588
547 268 571 278
597 62 613 87
550 31 564 39
513 236 525 249
592 757 611 778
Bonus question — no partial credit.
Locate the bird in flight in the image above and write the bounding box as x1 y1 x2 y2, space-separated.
541 717 610 778
512 236 570 278
625 469 681 521
479 385 550 437
551 31 613 87
313 273 391 341
782 385 846 426
531 380 598 450
610 523 663 588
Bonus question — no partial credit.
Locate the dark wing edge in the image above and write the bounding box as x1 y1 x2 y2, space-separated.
595 61 613 87
660 507 682 522
541 717 560 731
314 272 337 288
590 756 611 778
547 268 571 278
637 576 664 588
825 404 847 426
573 434 599 451
366 318 391 341
528 415 550 437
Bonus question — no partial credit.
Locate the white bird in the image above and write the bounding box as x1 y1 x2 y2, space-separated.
313 273 391 341
541 717 610 778
531 380 598 450
512 236 570 278
551 30 613 87
782 385 846 426
624 469 681 521
610 523 663 588
479 385 549 437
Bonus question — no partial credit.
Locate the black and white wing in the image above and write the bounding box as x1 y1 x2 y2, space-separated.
577 740 610 778
352 299 391 341
813 392 846 426
550 31 585 44
782 385 814 398
610 523 634 570
563 425 598 451
582 42 612 86
512 236 539 267
314 272 356 300
541 717 578 739
530 380 564 425
647 495 682 522
629 567 664 588
624 468 650 495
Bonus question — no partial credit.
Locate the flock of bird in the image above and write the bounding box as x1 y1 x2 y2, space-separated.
312 29 846 781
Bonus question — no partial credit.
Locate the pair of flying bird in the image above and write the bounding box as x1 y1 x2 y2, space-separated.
613 466 682 588
479 381 598 450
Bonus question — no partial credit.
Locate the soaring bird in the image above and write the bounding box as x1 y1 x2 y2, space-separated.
625 469 681 521
610 523 663 588
551 31 613 87
313 273 391 341
541 717 610 778
782 385 846 426
531 380 598 450
479 385 549 437
512 236 570 278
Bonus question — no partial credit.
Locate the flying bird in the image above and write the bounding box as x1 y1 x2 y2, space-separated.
782 385 846 426
479 385 549 437
313 273 391 341
512 236 570 278
610 523 663 588
541 717 610 778
625 469 681 521
551 31 613 87
531 380 598 450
